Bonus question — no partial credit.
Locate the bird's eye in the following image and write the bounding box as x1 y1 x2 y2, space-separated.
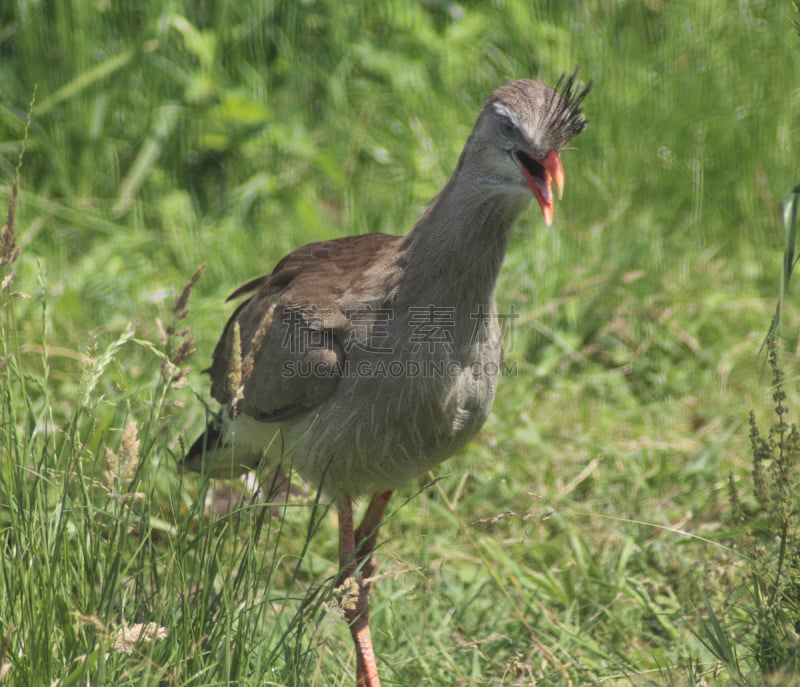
499 120 517 138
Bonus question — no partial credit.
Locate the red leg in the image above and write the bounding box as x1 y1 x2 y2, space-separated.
354 490 393 585
337 491 393 687
338 495 381 687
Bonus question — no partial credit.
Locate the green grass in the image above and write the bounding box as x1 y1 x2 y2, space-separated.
2 1 800 684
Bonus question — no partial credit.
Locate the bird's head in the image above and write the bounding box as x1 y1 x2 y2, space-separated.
469 72 591 226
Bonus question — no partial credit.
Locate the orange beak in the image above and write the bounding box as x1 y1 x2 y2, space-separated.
518 150 564 226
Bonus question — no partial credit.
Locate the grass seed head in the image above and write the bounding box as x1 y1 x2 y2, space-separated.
173 333 196 365
173 263 206 320
241 303 274 389
334 576 360 613
227 321 244 411
0 179 19 268
112 622 168 655
104 420 143 497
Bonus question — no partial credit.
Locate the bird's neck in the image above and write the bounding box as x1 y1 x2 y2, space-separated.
399 166 531 328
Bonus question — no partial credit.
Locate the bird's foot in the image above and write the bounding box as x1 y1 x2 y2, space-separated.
334 573 380 686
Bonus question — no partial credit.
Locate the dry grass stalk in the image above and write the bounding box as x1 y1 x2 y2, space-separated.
160 263 206 385
227 320 244 412
0 179 19 268
111 622 168 655
241 302 274 389
1 88 35 272
173 262 206 321
105 420 144 499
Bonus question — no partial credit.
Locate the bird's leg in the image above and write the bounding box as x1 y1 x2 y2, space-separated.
337 495 381 687
353 490 394 595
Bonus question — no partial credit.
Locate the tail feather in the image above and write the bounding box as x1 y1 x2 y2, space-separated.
182 413 271 478
182 416 226 474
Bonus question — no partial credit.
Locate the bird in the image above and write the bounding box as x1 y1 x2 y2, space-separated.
183 72 590 687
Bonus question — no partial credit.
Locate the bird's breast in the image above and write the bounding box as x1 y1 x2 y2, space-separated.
283 312 504 495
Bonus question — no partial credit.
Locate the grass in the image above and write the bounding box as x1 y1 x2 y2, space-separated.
2 0 800 684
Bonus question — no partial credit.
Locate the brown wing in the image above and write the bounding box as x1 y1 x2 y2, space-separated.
207 233 406 421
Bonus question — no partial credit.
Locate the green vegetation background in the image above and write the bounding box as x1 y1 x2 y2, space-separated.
1 1 799 685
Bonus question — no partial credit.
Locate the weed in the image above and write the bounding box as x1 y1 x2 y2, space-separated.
707 340 800 684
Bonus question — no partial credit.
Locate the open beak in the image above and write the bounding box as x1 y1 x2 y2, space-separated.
515 150 564 226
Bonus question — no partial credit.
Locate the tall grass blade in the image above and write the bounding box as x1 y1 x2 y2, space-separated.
765 185 800 344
